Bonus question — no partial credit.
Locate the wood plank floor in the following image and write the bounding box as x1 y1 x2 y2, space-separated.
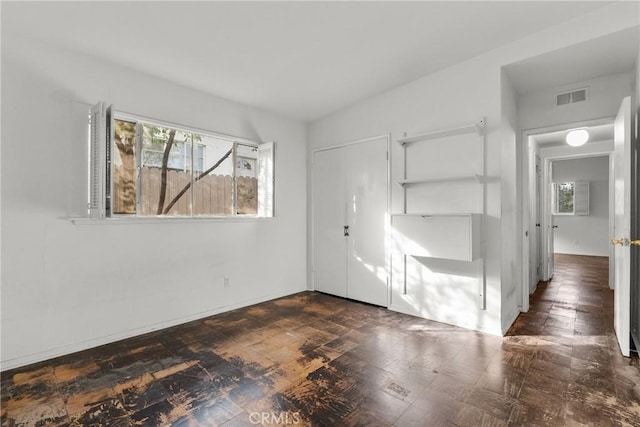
2 254 639 426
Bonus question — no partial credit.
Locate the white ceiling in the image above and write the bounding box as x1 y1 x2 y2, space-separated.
504 26 639 95
2 1 634 122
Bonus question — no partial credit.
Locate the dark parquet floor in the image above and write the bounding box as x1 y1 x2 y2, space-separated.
2 254 640 426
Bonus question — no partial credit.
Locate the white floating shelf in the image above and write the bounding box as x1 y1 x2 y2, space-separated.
398 118 485 146
392 213 482 262
397 174 484 187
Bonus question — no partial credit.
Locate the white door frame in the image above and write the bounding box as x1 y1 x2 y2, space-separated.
520 117 614 312
310 134 391 305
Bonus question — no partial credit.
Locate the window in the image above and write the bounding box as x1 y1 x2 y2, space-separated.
140 125 206 173
89 102 274 218
552 181 589 216
554 182 574 214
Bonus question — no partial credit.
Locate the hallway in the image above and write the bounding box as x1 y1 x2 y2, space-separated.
2 255 640 426
508 253 640 425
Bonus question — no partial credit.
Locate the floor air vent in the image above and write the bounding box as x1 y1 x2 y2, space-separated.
556 88 588 106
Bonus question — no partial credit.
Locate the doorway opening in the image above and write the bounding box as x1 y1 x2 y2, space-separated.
520 99 636 358
521 118 615 313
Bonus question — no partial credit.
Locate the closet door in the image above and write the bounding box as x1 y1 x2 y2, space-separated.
312 147 347 297
346 138 389 306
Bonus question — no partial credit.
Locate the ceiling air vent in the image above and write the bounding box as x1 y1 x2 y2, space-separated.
556 88 588 106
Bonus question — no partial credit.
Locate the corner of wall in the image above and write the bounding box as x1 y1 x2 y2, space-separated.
305 121 314 292
499 69 521 328
502 302 521 335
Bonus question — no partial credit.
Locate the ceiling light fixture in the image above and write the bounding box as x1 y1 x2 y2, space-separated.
565 129 589 147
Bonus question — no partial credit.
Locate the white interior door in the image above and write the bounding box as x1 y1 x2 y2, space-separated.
313 147 347 297
346 139 388 306
545 161 555 280
613 96 632 357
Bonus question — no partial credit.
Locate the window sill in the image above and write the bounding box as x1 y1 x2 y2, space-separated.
68 216 272 225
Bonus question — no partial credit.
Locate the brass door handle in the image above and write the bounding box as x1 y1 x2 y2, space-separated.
611 238 640 246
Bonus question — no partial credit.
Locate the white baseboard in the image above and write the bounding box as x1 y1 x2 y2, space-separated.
502 305 521 335
1 288 303 372
388 303 503 337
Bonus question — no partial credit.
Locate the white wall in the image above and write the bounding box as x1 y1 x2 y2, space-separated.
500 70 520 332
512 12 637 300
2 3 637 368
308 2 638 336
309 41 505 336
1 35 307 370
552 156 610 256
518 72 634 131
517 73 631 295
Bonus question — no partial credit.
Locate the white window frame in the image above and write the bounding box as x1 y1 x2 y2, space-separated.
88 102 275 220
140 133 206 173
552 180 590 216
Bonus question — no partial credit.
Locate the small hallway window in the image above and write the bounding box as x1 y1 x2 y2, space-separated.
552 181 589 216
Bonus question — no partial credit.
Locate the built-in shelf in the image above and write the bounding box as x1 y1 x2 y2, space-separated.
397 174 484 187
396 118 487 309
398 119 485 146
392 213 482 262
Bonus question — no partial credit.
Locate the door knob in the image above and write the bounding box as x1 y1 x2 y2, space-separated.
631 240 640 246
611 238 626 246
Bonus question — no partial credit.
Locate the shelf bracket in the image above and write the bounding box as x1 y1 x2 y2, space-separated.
475 117 486 136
